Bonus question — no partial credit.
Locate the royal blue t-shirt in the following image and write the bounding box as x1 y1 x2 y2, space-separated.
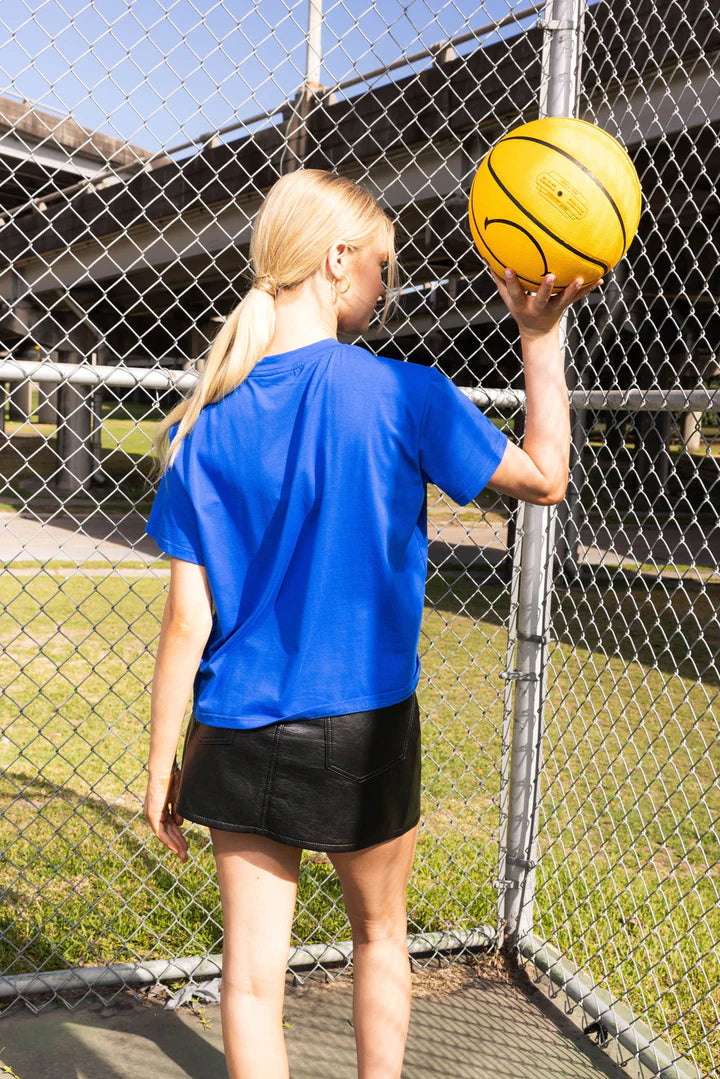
145 338 508 729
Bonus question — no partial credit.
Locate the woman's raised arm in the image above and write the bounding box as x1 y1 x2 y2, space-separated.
484 267 603 506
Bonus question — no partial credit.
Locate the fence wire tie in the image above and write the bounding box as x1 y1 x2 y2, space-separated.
506 856 537 871
493 856 538 894
516 629 552 645
584 1019 612 1047
537 18 577 31
499 670 539 682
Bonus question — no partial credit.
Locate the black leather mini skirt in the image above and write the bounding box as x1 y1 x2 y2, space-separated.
175 691 421 852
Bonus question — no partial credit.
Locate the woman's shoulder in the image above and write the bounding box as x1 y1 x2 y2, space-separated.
338 342 433 387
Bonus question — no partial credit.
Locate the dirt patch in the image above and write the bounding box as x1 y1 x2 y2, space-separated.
317 949 516 999
410 949 521 997
410 961 476 997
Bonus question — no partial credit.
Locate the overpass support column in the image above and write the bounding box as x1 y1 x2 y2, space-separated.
681 412 702 454
55 349 94 496
631 338 674 515
8 363 33 423
38 381 59 424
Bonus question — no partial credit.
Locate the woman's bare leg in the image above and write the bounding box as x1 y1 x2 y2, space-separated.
329 823 419 1079
210 829 302 1079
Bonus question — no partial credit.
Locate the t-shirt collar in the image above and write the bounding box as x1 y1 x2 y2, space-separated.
249 337 338 375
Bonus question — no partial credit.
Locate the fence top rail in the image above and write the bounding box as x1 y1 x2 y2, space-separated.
2 359 718 413
464 387 720 412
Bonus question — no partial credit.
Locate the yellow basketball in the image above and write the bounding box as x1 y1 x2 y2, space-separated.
468 117 642 293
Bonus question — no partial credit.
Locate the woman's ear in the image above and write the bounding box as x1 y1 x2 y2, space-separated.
327 240 350 278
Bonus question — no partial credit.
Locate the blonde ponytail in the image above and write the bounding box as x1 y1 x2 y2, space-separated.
149 169 399 480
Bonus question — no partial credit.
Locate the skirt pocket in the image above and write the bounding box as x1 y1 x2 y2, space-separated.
324 693 416 782
194 717 237 745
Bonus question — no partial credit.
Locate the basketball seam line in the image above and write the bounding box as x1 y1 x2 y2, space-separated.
469 170 561 288
485 217 549 276
485 146 611 274
501 133 630 251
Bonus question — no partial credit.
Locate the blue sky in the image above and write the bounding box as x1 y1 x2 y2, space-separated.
0 0 542 157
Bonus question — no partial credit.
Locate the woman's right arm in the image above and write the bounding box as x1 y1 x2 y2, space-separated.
484 267 603 506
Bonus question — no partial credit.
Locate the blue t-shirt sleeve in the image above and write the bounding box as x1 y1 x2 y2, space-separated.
418 367 509 505
146 460 205 565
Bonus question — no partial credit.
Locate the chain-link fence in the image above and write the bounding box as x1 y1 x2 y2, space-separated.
0 1 717 1076
505 5 719 1078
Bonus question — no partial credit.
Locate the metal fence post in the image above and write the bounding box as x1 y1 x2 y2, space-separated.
283 0 323 172
502 0 586 948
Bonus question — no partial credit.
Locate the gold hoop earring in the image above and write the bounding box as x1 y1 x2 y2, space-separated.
335 272 351 295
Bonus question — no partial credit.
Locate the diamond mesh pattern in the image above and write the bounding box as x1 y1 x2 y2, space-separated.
509 4 719 1078
0 2 717 1075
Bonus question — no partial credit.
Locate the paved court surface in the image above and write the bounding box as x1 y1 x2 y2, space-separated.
2 508 717 581
0 963 632 1079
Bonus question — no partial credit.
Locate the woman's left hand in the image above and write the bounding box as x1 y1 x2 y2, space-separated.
143 764 189 862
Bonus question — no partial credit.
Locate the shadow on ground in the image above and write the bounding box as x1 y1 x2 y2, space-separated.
0 960 631 1079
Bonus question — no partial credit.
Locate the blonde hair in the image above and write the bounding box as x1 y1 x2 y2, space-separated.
150 168 400 479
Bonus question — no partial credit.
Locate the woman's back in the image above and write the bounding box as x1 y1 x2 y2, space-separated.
146 336 506 729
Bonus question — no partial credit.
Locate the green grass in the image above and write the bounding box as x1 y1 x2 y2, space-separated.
0 567 717 1073
538 585 719 1074
0 569 508 1003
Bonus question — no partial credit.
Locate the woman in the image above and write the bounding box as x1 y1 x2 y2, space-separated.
143 168 601 1079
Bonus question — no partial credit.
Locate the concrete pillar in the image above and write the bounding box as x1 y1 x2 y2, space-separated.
681 411 703 453
599 408 632 502
38 382 59 424
632 408 673 514
630 334 675 515
604 410 627 455
55 349 94 495
90 347 108 485
8 377 32 422
282 81 337 173
188 321 211 373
